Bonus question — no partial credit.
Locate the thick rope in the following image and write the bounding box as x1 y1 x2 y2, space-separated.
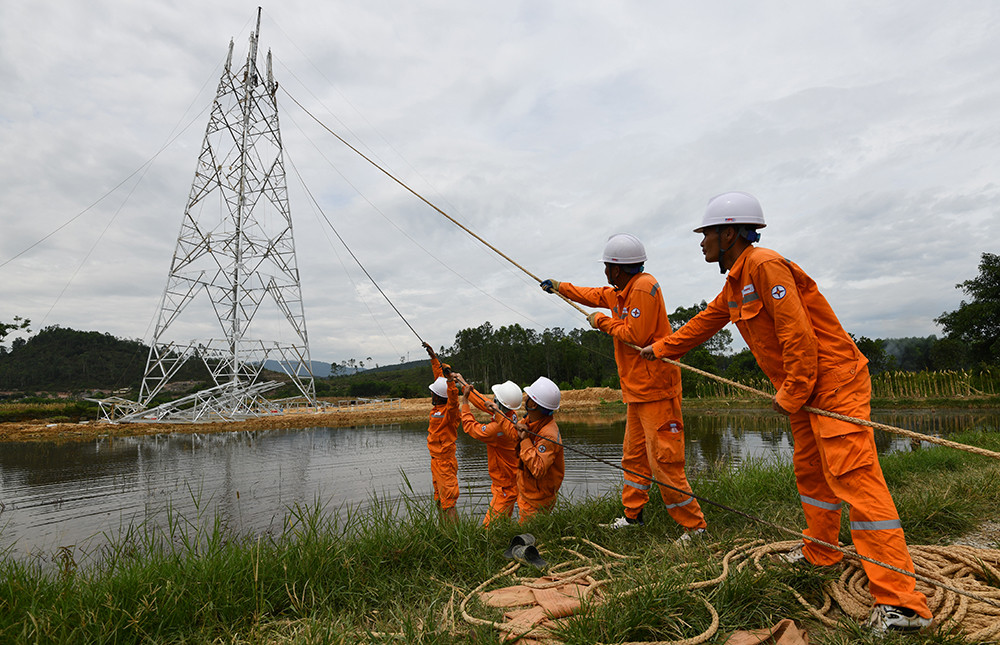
741 540 1000 642
623 342 1000 461
287 85 999 461
461 536 720 645
459 537 1000 644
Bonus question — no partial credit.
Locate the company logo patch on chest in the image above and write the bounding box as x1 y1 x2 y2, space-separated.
771 285 787 300
630 307 641 318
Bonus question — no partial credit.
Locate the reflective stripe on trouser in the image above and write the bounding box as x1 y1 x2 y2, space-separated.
621 407 653 519
430 450 459 510
625 398 706 530
791 366 930 618
482 484 518 527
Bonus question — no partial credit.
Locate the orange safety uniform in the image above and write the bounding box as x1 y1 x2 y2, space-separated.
559 275 706 530
495 413 565 522
427 356 460 510
459 389 520 526
650 246 930 618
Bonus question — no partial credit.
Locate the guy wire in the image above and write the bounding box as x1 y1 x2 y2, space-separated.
288 152 425 345
283 87 591 316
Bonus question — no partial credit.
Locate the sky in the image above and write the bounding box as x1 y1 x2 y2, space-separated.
2 1 998 371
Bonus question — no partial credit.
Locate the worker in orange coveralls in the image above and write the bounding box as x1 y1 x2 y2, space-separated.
540 234 707 542
423 342 462 522
456 377 523 527
639 192 931 634
491 376 565 522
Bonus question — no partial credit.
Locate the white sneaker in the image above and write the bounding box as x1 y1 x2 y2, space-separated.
778 542 806 564
867 604 932 634
673 528 707 546
603 515 643 529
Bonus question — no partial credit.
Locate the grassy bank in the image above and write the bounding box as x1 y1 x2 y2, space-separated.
2 431 998 644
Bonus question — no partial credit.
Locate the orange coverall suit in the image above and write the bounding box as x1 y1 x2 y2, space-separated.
650 246 930 618
560 275 707 530
459 389 520 526
427 357 460 510
495 413 565 522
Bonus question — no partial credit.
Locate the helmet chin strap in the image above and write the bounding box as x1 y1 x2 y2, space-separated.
717 226 734 274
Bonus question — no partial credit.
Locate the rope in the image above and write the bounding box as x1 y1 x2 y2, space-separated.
502 407 1000 611
286 79 1000 614
286 150 426 345
282 87 593 318
623 342 1000 461
457 537 1000 644
740 540 1000 641
284 83 998 461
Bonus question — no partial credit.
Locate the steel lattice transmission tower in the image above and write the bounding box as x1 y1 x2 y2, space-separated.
121 11 316 422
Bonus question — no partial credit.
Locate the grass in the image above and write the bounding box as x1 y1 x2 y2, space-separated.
1 432 999 644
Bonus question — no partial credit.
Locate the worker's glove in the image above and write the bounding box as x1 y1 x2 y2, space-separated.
540 279 560 294
586 312 603 329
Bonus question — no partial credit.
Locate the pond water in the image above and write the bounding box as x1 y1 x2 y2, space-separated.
1 409 996 561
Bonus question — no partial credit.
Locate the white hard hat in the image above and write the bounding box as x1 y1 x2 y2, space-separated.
428 376 449 398
491 380 523 410
524 376 561 411
602 233 647 264
695 192 766 233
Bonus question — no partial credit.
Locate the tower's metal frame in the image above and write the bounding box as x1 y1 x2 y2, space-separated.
117 11 315 423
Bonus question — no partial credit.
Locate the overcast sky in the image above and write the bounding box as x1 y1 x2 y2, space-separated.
2 1 998 371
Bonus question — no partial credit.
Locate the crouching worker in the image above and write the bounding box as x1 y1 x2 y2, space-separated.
457 377 522 527
423 342 462 522
506 377 565 523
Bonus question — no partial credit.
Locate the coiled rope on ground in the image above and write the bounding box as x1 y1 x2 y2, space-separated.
456 536 1000 644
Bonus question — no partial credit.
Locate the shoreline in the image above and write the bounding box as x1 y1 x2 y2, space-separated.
2 386 997 443
0 387 629 443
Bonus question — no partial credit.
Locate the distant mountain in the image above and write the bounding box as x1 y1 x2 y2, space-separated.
262 358 433 378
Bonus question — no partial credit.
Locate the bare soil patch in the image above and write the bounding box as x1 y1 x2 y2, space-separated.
0 387 626 443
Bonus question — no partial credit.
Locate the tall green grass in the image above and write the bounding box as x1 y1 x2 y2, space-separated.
1 430 997 644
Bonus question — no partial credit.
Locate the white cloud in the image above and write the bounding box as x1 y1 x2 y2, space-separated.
2 0 999 369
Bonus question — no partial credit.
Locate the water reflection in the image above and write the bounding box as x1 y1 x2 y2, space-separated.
0 410 995 560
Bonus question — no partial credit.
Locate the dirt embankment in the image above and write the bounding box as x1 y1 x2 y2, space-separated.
0 387 626 443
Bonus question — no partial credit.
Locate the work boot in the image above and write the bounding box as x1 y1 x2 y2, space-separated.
674 528 707 546
867 604 932 634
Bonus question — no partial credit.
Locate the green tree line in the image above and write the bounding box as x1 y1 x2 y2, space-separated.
3 252 997 398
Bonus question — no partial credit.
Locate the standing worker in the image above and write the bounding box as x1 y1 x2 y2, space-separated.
541 234 707 541
423 342 462 522
639 192 931 633
457 377 523 526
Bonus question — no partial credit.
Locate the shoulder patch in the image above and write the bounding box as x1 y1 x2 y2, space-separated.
771 285 787 300
537 444 546 453
630 307 641 318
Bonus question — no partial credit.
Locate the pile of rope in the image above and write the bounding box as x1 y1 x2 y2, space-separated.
740 540 1000 642
457 536 1000 645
